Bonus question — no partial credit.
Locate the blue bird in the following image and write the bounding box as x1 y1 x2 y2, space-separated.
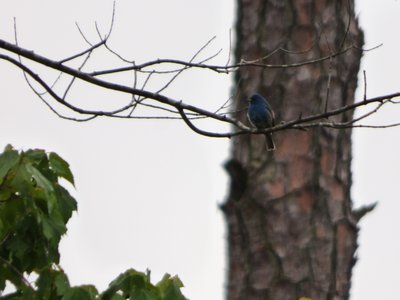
247 93 276 151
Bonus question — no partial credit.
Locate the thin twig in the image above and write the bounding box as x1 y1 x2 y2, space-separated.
75 22 93 46
59 40 105 64
225 29 233 67
63 51 92 99
345 102 385 125
363 70 367 101
214 96 234 114
89 44 365 77
156 36 218 94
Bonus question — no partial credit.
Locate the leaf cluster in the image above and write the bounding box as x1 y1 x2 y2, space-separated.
101 270 187 300
0 145 76 291
0 145 187 300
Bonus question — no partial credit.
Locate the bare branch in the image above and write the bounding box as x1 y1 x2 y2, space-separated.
0 43 244 126
0 16 395 141
272 92 400 133
89 44 368 77
178 107 232 138
59 40 105 64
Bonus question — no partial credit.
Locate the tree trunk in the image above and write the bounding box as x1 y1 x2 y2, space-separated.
222 1 363 299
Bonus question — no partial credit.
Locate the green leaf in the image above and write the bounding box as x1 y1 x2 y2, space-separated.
102 269 160 300
157 274 186 300
36 268 55 299
54 271 71 296
110 295 125 300
49 152 75 185
0 194 24 229
25 163 58 213
0 148 19 184
7 229 30 259
11 163 33 196
24 148 46 161
36 268 71 299
0 187 12 201
130 289 160 300
20 285 37 300
25 164 54 194
4 144 14 151
54 185 77 223
41 214 67 241
62 285 98 300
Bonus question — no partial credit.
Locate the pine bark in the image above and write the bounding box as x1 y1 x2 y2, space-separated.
222 1 363 299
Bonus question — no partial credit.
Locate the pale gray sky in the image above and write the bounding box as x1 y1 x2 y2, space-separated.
0 1 399 299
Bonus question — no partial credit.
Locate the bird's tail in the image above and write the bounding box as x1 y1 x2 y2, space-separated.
264 133 275 151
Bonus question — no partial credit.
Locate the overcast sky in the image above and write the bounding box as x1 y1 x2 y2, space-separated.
0 1 399 299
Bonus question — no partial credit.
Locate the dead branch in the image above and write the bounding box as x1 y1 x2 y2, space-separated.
0 8 397 140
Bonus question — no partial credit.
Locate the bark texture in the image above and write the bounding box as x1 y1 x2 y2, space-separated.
222 1 363 299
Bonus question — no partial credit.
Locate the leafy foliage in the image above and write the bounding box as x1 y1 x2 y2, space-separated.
101 270 187 300
0 145 187 300
0 145 76 291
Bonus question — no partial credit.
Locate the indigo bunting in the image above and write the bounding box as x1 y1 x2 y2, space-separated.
247 93 276 151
